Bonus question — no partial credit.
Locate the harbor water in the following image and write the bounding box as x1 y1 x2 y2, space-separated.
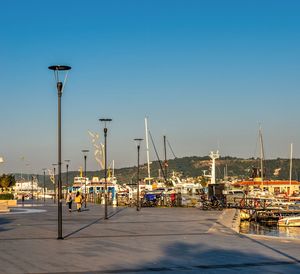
240 221 300 239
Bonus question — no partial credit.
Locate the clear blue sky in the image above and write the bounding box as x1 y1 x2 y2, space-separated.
1 0 300 174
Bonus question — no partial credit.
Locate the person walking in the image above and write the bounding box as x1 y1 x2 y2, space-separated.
66 191 73 212
75 191 83 212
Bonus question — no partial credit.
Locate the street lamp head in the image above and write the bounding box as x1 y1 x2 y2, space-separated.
65 160 70 168
134 138 143 146
82 150 89 157
48 65 71 93
99 118 112 123
99 118 112 128
48 65 71 71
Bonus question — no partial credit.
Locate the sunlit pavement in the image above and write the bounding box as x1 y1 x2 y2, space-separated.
0 201 300 273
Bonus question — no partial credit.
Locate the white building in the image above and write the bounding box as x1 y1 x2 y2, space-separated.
14 178 43 193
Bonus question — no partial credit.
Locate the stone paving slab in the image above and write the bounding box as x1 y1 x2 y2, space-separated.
0 202 300 273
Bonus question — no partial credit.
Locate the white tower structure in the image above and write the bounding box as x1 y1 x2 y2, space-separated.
209 151 220 184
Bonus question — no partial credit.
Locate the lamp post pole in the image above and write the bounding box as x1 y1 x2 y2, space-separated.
49 65 71 240
82 150 89 208
52 164 57 204
42 168 46 203
134 139 143 211
99 118 112 219
65 160 70 190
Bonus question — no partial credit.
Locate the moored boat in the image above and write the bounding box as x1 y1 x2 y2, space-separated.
240 210 251 221
278 216 300 227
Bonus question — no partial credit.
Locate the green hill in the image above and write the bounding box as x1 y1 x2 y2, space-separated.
12 156 300 189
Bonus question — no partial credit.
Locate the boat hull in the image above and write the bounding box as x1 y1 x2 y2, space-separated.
278 217 300 227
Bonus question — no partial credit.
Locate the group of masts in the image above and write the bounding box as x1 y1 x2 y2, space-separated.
144 117 173 184
258 126 294 192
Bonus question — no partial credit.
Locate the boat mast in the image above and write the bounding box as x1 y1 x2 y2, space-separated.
289 143 293 195
148 130 167 183
163 135 168 182
112 159 115 179
224 164 228 180
259 125 265 188
144 117 151 180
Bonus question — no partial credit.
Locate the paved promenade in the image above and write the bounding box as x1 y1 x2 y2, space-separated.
0 202 300 273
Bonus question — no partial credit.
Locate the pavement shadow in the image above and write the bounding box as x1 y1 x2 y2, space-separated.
116 242 300 273
62 241 300 273
153 241 300 272
0 216 13 232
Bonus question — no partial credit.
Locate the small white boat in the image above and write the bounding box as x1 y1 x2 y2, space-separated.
278 216 300 227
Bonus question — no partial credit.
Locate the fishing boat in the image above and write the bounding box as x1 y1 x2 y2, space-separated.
278 216 300 227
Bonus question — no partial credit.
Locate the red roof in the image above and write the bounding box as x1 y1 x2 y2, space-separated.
234 180 300 186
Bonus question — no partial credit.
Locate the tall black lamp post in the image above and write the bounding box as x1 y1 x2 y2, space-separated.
42 168 46 203
99 118 112 219
82 150 89 208
134 138 143 211
65 160 71 190
49 64 71 240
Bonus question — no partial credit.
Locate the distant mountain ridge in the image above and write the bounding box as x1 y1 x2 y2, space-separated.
12 156 300 189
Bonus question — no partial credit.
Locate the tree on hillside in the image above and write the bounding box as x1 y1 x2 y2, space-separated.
0 174 16 191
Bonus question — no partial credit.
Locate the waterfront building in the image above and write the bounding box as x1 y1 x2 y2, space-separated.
15 178 40 192
234 180 300 195
72 176 118 205
13 178 47 199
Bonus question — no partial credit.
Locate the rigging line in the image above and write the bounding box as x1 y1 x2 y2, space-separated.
260 127 266 160
62 70 69 93
254 130 259 160
148 130 167 183
216 165 222 179
167 140 176 158
53 70 58 84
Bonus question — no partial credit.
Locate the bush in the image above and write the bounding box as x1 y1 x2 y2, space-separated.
0 174 16 190
0 193 14 200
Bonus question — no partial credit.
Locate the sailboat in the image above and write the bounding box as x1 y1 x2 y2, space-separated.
251 125 266 186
